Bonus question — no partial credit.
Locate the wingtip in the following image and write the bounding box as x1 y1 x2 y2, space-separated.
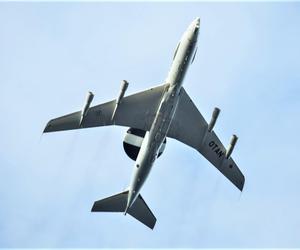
43 121 52 133
43 123 50 133
150 220 156 230
239 176 245 192
91 201 97 212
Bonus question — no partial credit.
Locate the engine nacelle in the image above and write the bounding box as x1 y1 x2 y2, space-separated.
225 134 238 159
116 80 129 105
112 80 129 120
208 107 220 132
123 128 166 161
80 91 94 126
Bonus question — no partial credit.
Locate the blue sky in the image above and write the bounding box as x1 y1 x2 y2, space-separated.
0 2 300 247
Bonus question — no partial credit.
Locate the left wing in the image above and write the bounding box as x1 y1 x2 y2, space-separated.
167 88 245 191
44 84 166 133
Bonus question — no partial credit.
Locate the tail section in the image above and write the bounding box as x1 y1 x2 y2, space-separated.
91 191 156 229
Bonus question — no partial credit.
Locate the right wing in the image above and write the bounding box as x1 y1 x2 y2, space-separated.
167 88 245 191
44 84 166 133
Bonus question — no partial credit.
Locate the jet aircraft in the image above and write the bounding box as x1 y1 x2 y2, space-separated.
44 18 245 229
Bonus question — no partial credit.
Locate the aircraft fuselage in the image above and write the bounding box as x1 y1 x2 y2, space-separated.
125 18 200 212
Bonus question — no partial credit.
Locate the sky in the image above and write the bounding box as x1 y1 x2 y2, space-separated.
0 2 300 248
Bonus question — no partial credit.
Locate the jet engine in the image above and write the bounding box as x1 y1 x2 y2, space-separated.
123 128 166 161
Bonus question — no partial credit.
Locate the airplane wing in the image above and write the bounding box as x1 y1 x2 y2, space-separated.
167 88 245 191
44 84 166 133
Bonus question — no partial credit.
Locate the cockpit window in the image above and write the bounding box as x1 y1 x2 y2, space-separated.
191 46 198 64
173 42 180 60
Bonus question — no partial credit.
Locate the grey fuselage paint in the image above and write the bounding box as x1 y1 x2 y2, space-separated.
125 18 200 212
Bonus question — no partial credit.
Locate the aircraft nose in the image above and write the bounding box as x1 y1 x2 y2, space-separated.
194 17 200 28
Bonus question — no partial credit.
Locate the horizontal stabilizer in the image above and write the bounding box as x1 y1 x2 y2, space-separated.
91 191 156 229
128 194 156 229
91 191 128 212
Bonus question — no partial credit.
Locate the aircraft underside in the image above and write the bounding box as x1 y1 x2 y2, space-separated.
43 17 245 229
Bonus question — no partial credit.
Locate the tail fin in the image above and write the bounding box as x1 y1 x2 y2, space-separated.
91 191 156 229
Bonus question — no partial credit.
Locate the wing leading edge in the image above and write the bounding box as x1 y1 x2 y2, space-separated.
167 88 245 191
44 84 166 133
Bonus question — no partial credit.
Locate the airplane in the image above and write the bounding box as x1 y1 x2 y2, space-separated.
43 17 245 229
